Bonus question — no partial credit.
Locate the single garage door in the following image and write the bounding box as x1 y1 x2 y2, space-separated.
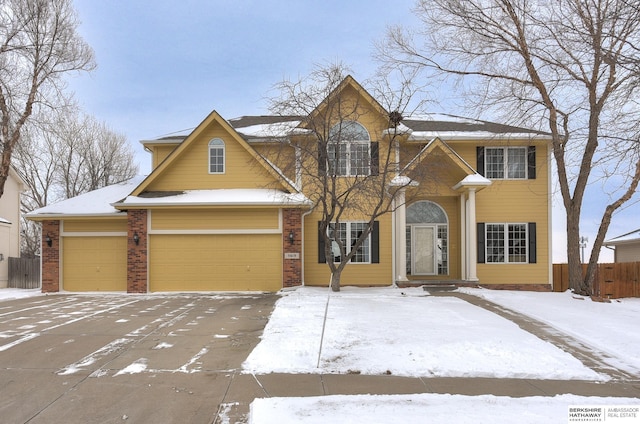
62 236 127 291
149 234 282 292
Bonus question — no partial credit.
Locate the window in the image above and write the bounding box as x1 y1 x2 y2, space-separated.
209 138 225 174
485 147 527 179
485 223 528 263
326 121 371 176
328 222 371 263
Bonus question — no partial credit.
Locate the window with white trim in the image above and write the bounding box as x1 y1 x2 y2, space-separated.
485 147 527 179
209 138 225 174
328 222 370 263
327 121 371 176
486 223 528 263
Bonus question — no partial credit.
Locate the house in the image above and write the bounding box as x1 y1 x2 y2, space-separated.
0 168 25 288
26 76 553 293
604 228 640 263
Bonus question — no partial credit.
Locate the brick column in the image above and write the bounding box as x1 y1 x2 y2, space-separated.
127 209 148 293
282 208 302 288
41 220 60 293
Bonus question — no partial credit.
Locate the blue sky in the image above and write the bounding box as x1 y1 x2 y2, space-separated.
66 1 638 262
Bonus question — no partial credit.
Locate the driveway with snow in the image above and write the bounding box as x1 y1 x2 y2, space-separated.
0 292 278 423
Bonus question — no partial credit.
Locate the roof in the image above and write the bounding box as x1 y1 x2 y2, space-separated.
0 216 10 225
114 189 311 208
142 112 550 145
25 176 146 219
604 228 640 246
231 113 550 142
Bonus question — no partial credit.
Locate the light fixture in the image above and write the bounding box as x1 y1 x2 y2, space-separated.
288 230 295 245
133 232 140 246
45 234 52 247
0 253 4 261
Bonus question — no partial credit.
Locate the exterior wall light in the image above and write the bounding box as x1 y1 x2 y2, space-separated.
133 232 140 246
45 234 52 247
288 230 295 245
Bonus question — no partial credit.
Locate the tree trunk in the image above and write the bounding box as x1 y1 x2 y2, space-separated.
566 204 590 295
330 269 342 292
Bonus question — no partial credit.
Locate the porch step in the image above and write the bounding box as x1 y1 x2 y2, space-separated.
422 284 457 292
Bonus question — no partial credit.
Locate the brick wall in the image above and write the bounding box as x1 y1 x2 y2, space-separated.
41 220 60 293
127 210 148 293
282 208 302 288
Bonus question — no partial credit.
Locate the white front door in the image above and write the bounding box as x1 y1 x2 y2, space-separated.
412 225 436 275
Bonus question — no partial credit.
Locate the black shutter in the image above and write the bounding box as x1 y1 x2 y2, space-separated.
527 146 536 179
528 222 537 263
370 142 379 176
477 222 486 264
476 147 485 176
318 141 326 175
318 221 326 263
371 221 380 263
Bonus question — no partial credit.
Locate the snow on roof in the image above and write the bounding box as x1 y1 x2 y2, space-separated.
26 176 146 217
234 121 302 139
115 189 311 207
453 173 492 190
604 228 640 245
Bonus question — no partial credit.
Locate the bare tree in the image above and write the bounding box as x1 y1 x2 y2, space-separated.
0 0 95 200
378 0 640 295
15 106 138 256
266 63 430 291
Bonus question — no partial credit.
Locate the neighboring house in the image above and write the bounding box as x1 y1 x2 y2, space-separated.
0 168 25 288
604 229 640 263
26 76 553 293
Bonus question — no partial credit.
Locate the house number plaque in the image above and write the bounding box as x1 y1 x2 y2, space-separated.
284 252 300 259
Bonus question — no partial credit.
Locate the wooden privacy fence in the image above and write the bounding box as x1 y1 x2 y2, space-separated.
553 262 640 299
8 257 40 289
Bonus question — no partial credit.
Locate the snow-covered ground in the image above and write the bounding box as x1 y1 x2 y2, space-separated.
244 286 640 423
0 288 41 302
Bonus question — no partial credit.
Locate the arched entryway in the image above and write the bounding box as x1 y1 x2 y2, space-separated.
406 201 448 276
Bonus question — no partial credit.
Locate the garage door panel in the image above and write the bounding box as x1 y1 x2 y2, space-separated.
150 234 281 292
62 237 127 292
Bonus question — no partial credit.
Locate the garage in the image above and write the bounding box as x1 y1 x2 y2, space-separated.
62 236 127 292
149 233 282 292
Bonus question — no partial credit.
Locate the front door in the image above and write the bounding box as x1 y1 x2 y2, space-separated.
412 225 436 275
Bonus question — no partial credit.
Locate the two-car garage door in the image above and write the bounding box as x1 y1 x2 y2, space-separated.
149 234 282 292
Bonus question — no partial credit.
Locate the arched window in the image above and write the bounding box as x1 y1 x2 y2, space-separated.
209 138 225 174
327 121 371 176
406 201 449 275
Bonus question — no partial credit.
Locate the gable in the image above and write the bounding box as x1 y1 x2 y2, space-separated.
135 111 293 194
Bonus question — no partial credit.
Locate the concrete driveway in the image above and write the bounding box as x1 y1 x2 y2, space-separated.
0 293 278 423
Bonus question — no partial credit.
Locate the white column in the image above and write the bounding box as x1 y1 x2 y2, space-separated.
460 193 467 280
395 189 408 282
467 188 479 281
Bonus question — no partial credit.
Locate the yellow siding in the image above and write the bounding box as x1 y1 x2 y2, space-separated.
63 219 127 233
303 211 393 286
62 237 127 291
151 208 279 230
153 145 177 168
149 234 282 291
456 141 550 285
146 121 285 192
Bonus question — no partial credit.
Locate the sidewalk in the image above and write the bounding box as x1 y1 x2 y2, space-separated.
214 291 640 423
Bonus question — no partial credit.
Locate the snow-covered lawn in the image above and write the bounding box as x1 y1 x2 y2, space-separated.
250 393 639 424
244 286 640 423
243 287 610 380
